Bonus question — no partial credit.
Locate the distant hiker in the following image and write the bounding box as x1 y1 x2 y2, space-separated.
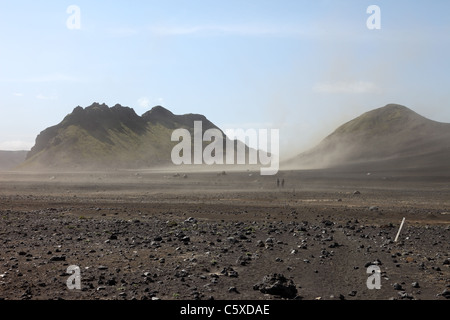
281 179 285 188
277 178 280 188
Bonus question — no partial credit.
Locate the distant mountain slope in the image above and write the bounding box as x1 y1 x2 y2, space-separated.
288 104 450 170
0 151 28 171
21 103 250 170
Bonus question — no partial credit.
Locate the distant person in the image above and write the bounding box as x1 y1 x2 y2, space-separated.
277 178 280 188
281 179 285 188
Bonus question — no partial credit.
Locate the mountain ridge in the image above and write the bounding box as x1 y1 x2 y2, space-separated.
288 104 450 170
22 103 236 170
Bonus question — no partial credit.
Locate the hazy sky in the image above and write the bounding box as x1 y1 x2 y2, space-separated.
1 0 450 158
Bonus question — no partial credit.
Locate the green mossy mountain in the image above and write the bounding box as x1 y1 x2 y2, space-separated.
291 104 450 170
22 103 228 170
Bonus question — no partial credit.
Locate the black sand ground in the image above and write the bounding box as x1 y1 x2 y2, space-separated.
0 169 449 300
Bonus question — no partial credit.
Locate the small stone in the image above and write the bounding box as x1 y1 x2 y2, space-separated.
412 282 420 288
365 259 382 268
393 283 403 290
98 265 108 270
349 291 357 297
253 274 297 299
184 217 197 224
228 287 239 293
49 255 66 262
175 269 189 278
236 255 251 266
265 238 274 243
227 237 238 244
398 291 414 300
441 289 450 299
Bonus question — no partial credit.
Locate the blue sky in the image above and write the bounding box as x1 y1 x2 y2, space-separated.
1 0 450 157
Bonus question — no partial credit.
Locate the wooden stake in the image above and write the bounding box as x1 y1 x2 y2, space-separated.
394 217 406 242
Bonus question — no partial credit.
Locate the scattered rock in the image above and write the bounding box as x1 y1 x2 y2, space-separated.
49 255 66 262
441 289 450 299
253 274 298 299
365 259 382 268
227 237 238 244
322 220 334 227
398 291 414 300
236 255 251 266
184 217 197 224
175 269 189 278
181 236 190 243
228 287 239 293
393 283 403 290
221 267 238 278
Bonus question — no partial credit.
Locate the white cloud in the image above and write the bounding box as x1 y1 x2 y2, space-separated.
0 140 33 151
137 97 151 109
313 81 381 94
13 92 24 97
138 97 165 109
36 93 58 100
101 22 328 39
148 24 307 37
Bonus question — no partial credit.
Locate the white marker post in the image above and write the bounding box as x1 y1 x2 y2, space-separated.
394 217 406 242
